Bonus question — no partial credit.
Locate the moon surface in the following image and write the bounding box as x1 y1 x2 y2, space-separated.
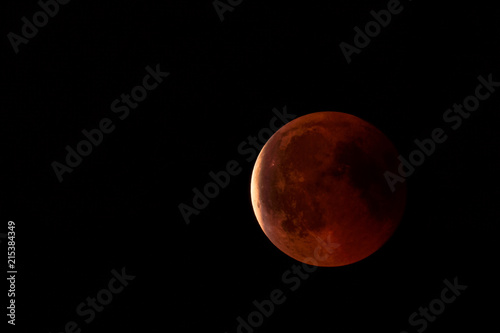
250 112 406 267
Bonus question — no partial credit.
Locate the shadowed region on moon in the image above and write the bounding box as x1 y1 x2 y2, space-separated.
251 112 406 267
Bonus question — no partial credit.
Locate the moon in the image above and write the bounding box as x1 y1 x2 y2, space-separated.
250 112 406 267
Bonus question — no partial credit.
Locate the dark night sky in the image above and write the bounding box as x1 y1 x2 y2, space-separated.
1 0 499 332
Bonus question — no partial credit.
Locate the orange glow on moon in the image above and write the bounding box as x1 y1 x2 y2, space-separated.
251 112 406 267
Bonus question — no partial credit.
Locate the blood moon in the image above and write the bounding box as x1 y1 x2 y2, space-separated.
250 112 406 267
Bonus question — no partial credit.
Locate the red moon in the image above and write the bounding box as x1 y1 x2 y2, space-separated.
250 112 406 267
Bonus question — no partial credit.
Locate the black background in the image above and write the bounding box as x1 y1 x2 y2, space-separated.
1 0 498 332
